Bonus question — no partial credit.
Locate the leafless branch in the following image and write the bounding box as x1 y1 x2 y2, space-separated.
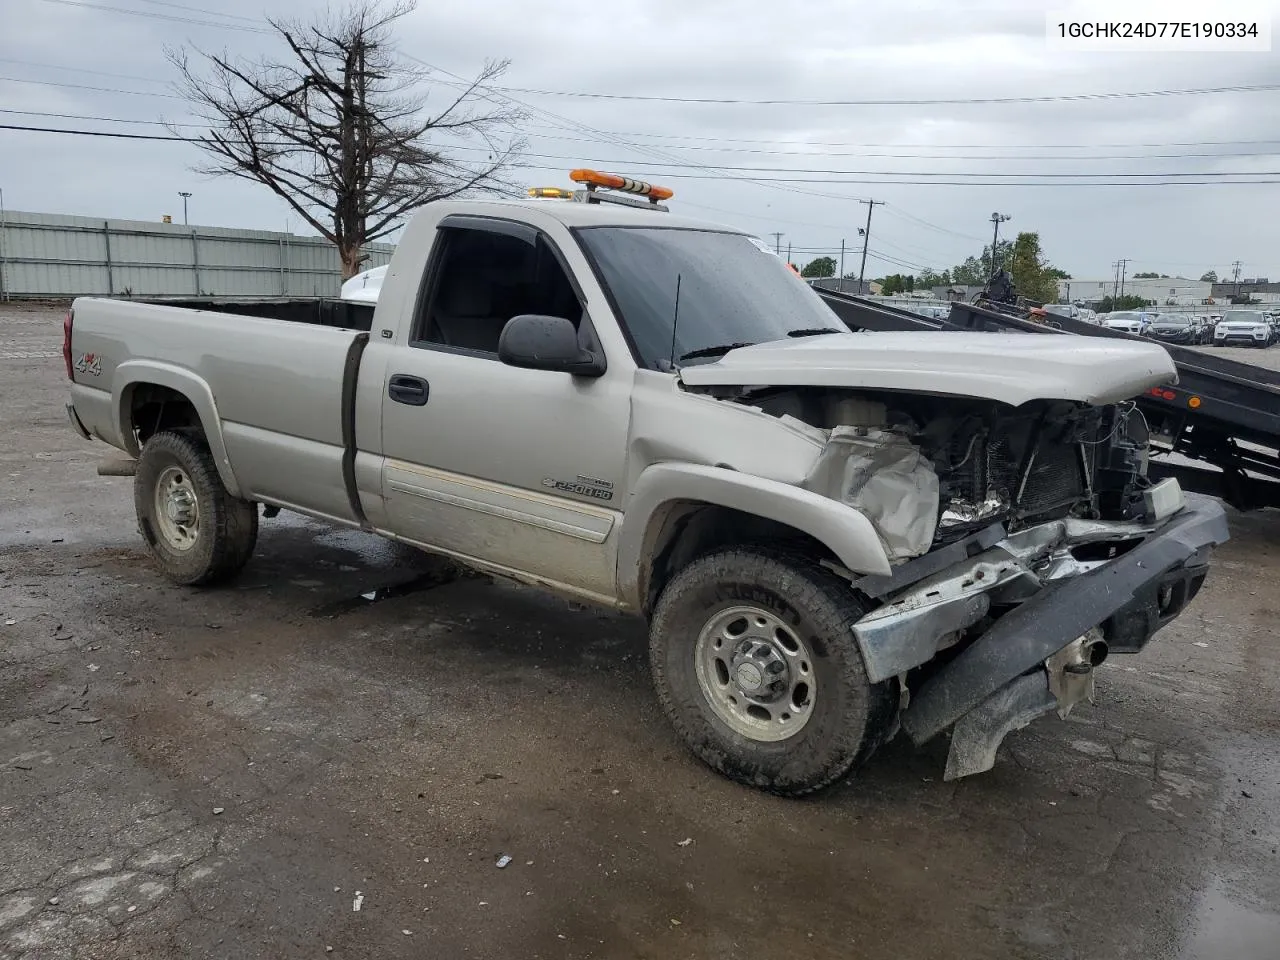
166 0 525 277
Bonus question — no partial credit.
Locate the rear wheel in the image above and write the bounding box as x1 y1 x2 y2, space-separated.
134 430 258 585
649 546 895 796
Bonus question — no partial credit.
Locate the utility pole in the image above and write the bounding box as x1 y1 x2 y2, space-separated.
769 232 784 256
857 198 885 290
178 191 192 226
839 239 845 290
1232 259 1243 298
786 241 792 267
1119 259 1129 299
989 212 1011 276
1111 260 1122 299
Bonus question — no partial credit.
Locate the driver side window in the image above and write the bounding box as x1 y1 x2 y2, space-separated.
413 225 582 356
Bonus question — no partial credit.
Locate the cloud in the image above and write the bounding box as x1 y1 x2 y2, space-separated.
2 0 1279 281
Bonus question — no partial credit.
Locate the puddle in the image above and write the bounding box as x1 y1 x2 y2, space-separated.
308 571 460 618
1180 878 1280 960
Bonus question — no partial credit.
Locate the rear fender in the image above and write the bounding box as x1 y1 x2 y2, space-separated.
113 360 242 498
618 461 892 609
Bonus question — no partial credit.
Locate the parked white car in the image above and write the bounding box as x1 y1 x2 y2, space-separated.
1103 311 1151 335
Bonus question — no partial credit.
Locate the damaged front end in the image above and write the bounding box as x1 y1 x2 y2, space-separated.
849 495 1227 779
770 391 1228 780
686 378 1228 780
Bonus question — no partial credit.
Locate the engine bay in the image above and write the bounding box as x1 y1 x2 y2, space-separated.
717 385 1155 549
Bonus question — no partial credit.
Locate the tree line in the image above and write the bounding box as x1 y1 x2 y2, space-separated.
802 232 1069 304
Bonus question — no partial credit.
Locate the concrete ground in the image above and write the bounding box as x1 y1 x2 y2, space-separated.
2 300 1279 960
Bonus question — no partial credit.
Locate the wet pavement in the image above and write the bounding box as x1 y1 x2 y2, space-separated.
2 301 1279 959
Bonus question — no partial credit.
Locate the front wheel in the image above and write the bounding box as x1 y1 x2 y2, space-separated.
134 430 258 585
649 547 895 796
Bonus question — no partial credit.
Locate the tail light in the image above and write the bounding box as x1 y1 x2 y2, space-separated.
63 309 74 380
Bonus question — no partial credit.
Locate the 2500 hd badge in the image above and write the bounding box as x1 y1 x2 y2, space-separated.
542 475 615 501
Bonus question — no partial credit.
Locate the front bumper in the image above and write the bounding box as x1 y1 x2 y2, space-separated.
852 489 1229 778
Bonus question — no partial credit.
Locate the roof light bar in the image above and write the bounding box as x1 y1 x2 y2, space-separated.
569 168 674 202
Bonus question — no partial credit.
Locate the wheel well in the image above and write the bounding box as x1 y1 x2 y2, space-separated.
642 501 839 617
127 383 204 445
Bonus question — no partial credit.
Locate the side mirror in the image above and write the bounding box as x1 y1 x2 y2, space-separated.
498 314 605 378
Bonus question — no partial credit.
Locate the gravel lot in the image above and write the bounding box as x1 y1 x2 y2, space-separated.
2 300 1279 959
1187 340 1280 371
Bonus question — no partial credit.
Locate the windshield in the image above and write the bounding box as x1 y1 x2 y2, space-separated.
1223 310 1262 323
1156 315 1190 325
1108 312 1141 322
575 227 843 368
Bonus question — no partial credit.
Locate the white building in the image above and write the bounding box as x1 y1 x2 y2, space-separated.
1058 278 1212 306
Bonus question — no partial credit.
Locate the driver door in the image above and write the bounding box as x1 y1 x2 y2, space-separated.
378 217 632 604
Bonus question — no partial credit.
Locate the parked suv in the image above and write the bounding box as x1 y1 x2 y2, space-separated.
1214 310 1273 347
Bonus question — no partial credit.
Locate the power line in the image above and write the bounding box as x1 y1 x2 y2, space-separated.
129 0 261 23
473 146 1280 177
0 75 184 99
494 81 1280 107
6 103 1278 163
8 124 1280 187
882 204 986 243
400 55 878 206
549 129 1280 151
529 130 1280 162
0 108 203 127
403 138 1280 180
0 123 195 140
37 0 267 32
0 58 167 85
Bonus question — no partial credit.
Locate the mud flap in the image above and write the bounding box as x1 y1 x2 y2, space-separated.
943 673 1056 780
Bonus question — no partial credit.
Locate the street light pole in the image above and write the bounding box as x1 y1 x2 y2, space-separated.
178 191 192 226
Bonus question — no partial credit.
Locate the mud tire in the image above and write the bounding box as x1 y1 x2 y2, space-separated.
134 430 258 586
649 546 896 796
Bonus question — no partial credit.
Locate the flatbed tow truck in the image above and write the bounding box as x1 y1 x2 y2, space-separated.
816 286 1280 512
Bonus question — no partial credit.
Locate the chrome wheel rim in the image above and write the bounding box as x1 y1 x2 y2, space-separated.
153 465 200 552
693 605 816 742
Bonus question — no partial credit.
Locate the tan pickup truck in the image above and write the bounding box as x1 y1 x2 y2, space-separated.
65 175 1228 794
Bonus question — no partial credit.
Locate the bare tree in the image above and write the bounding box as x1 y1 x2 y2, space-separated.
169 0 524 278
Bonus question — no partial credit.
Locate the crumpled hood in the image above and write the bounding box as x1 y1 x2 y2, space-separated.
678 331 1177 407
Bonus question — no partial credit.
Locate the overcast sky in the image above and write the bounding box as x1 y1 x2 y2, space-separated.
4 0 1280 281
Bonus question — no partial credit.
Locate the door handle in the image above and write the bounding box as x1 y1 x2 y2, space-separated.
388 374 429 406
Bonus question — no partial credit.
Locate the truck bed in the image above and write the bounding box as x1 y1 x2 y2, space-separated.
68 297 369 524
815 288 1280 509
139 297 375 332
